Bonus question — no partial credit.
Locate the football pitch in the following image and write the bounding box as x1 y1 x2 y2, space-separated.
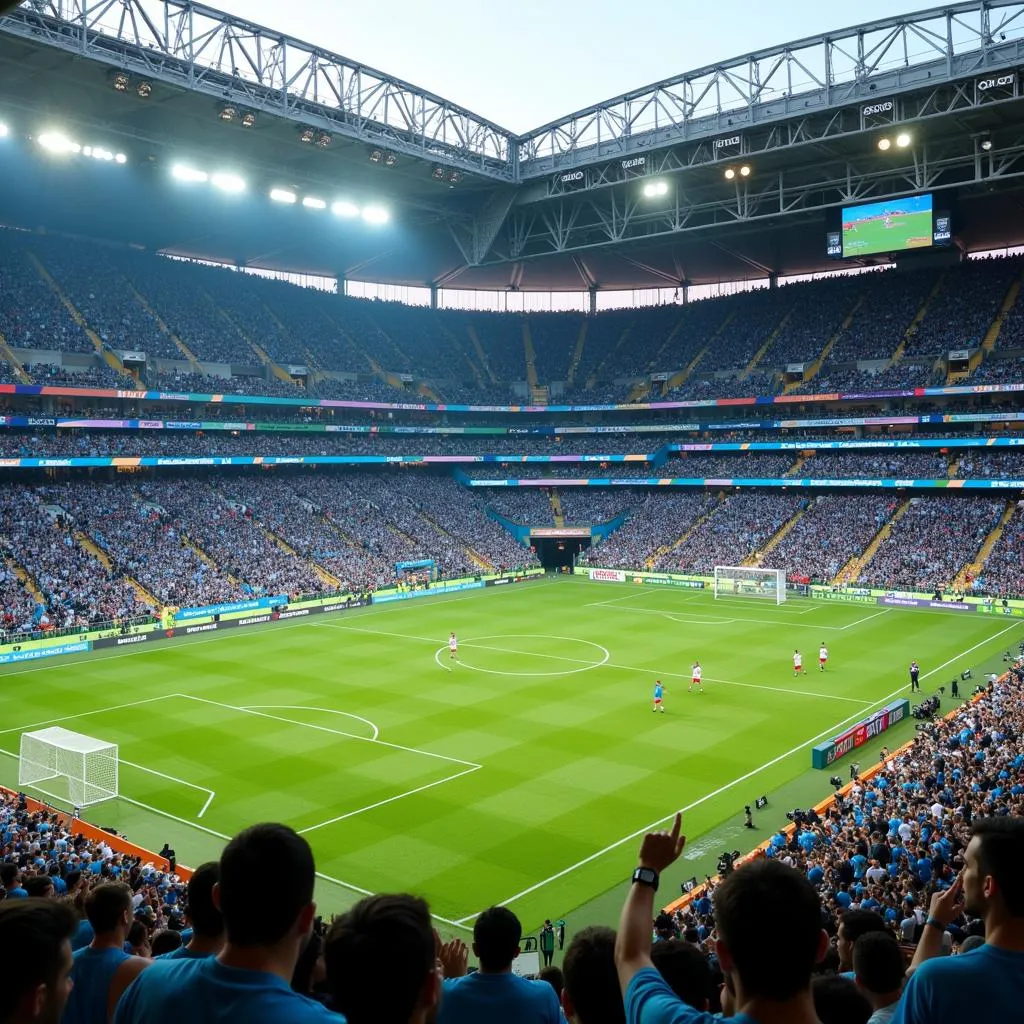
843 210 933 256
1 576 1020 933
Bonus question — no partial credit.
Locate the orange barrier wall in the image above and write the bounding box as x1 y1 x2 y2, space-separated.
1 785 192 881
662 686 992 916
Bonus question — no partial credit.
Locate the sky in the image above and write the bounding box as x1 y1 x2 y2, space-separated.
217 0 938 133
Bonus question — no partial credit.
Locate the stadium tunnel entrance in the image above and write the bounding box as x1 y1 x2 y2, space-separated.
532 535 590 570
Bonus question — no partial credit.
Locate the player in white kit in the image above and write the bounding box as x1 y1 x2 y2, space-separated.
793 649 806 676
819 643 829 672
689 661 704 694
449 632 458 660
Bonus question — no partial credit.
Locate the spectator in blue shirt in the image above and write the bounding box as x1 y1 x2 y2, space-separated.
563 925 626 1024
836 910 888 978
1 863 28 898
895 816 1024 1024
616 812 826 1024
156 862 223 961
114 823 344 1024
0 898 78 1024
435 905 562 1024
324 893 442 1024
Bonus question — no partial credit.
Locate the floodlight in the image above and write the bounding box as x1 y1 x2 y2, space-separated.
0 123 7 138
384 152 397 167
136 81 152 99
172 164 208 183
298 126 316 145
270 188 297 204
115 153 127 164
643 180 669 198
980 137 993 152
111 71 130 92
431 165 446 181
895 132 912 148
211 172 245 193
315 131 331 148
877 137 892 151
447 169 462 185
739 164 751 177
362 205 389 224
218 104 237 122
84 146 114 162
369 149 383 163
240 111 256 129
38 132 81 155
332 200 360 218
724 167 736 180
302 196 327 209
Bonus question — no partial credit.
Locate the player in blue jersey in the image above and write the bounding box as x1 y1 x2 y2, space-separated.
652 680 665 713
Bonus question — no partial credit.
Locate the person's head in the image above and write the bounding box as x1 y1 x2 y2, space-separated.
713 860 827 1002
650 939 712 1011
324 894 438 1024
836 909 887 971
126 921 150 956
149 929 182 956
215 823 315 949
83 882 133 939
561 926 623 1024
538 965 563 998
963 816 1024 921
811 976 872 1024
184 862 223 940
852 932 904 1008
22 877 54 900
1 864 20 890
0 899 77 1024
473 906 522 972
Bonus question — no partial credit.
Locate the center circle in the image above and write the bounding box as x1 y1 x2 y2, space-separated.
454 634 610 677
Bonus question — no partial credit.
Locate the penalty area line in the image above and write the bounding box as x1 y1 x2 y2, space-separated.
452 619 1023 925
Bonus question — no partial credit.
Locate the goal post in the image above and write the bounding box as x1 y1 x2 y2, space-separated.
714 566 787 605
18 727 119 809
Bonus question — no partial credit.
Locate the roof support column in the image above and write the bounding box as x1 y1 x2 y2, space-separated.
588 286 598 316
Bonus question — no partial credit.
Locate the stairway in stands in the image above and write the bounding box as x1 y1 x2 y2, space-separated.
523 320 539 390
566 320 588 388
958 266 1024 382
784 297 865 393
258 521 342 589
744 309 793 376
0 331 32 383
181 534 243 587
1 549 45 604
644 500 720 569
205 295 298 386
28 252 140 385
663 311 737 395
891 272 946 363
549 490 565 527
952 500 1017 591
416 510 494 571
465 324 501 385
129 283 204 370
73 530 159 609
745 503 808 566
834 499 913 585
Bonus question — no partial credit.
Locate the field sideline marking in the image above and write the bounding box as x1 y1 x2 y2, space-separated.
452 618 1024 924
119 758 217 818
176 693 481 769
583 601 888 632
0 694 177 737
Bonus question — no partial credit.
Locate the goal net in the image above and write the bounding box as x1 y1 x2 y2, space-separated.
18 727 119 809
714 566 786 604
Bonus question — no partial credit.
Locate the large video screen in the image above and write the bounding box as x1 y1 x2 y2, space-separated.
841 194 934 257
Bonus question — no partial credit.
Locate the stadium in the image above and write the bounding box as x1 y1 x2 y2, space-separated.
0 1 1023 1021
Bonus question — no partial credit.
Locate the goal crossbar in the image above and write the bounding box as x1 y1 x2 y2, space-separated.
18 727 119 809
714 566 787 605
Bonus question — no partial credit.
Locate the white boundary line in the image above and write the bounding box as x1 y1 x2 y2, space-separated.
119 758 216 818
0 694 177 736
583 602 886 631
242 706 380 741
452 619 1023 924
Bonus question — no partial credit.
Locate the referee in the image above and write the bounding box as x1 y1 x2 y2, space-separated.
909 659 920 692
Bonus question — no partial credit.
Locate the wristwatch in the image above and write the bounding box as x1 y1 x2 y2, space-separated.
632 867 660 891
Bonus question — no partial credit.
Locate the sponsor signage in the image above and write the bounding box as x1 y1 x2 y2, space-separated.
184 622 219 634
555 168 586 191
589 568 626 583
948 349 970 361
650 372 670 382
286 365 308 376
976 72 1017 102
877 596 976 612
860 99 896 125
618 155 648 178
175 595 288 621
0 640 92 664
530 527 592 538
812 699 910 768
712 134 742 155
121 351 147 362
786 363 806 374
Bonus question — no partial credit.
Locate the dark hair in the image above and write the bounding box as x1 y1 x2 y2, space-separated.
0 899 77 1020
714 860 822 1000
838 910 888 943
972 816 1024 916
562 925 624 1024
812 976 872 1024
651 939 712 1010
538 965 563 998
853 932 905 995
218 823 314 946
84 882 132 933
150 929 183 956
0 863 18 887
291 930 322 995
473 906 522 971
185 862 223 938
23 875 55 898
324 894 435 1024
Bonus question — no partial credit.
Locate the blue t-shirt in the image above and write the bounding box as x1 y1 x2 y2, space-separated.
654 684 663 700
66 946 131 1024
437 971 562 1024
626 967 756 1024
155 944 213 960
893 944 1024 1024
71 919 95 951
113 957 346 1024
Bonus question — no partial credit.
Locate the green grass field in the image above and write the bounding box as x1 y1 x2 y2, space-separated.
2 577 1020 935
843 211 933 256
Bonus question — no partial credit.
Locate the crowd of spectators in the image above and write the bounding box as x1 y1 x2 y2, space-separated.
974 500 1024 599
859 497 1005 592
791 361 943 396
558 488 636 525
149 370 309 399
483 489 556 525
664 371 781 401
27 362 134 389
760 494 898 582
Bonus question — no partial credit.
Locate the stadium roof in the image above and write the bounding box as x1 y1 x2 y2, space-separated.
2 1 1024 292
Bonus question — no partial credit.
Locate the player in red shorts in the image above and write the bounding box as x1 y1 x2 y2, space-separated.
793 649 806 676
819 643 829 672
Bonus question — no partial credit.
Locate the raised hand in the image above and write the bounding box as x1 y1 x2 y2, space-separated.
638 811 687 873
